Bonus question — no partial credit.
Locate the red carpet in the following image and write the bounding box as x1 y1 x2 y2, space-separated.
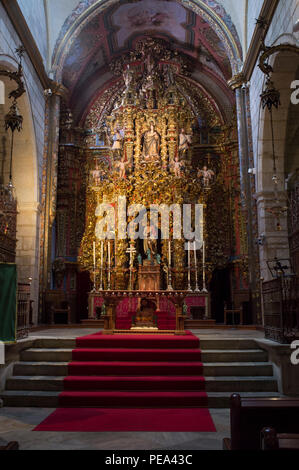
34 407 216 432
34 331 216 432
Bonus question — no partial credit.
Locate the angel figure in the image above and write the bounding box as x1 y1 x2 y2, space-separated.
115 158 131 178
172 156 184 178
91 164 102 185
197 166 215 188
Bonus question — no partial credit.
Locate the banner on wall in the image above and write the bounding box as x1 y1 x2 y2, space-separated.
0 264 17 343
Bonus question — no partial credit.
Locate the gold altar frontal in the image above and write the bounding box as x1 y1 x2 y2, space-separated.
88 290 210 335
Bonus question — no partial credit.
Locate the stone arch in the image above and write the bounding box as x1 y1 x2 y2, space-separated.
51 0 243 82
0 58 40 324
256 49 299 280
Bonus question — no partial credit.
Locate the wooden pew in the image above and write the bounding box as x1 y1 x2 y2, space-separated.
0 442 19 450
261 427 299 450
223 393 299 450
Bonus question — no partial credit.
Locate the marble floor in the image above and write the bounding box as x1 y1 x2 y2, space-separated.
0 406 229 450
0 327 264 450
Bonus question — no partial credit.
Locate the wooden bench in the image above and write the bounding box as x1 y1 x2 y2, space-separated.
0 441 19 450
261 427 299 450
223 393 299 450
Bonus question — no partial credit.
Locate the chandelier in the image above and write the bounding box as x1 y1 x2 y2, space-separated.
0 46 25 196
260 76 287 230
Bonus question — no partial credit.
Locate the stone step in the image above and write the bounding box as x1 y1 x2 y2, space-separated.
0 389 281 408
32 338 76 349
199 339 259 350
1 390 59 407
13 361 273 377
20 348 268 363
5 375 278 393
203 362 273 376
14 362 68 376
24 338 260 350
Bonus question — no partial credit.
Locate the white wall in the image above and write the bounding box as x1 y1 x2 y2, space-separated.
17 0 48 66
249 0 299 170
0 2 46 324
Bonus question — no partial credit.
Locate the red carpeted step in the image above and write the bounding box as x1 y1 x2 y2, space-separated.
63 375 206 391
68 361 204 376
58 390 208 407
71 348 202 362
76 332 199 349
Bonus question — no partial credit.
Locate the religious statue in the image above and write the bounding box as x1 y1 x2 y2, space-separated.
197 166 215 188
123 64 133 90
172 156 184 178
111 127 124 156
90 164 102 185
179 128 192 157
115 158 130 178
143 224 158 261
142 122 160 161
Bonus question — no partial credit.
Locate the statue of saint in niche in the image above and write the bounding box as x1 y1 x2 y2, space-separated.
142 122 160 161
111 126 124 157
178 128 192 157
143 224 158 261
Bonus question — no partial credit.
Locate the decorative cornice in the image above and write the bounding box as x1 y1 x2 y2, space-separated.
227 72 246 90
1 0 50 89
49 81 69 100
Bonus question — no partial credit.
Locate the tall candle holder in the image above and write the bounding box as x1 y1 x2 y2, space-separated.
167 240 173 291
92 241 97 292
99 240 104 291
187 241 192 292
107 241 111 290
201 240 208 293
193 241 200 292
126 242 136 291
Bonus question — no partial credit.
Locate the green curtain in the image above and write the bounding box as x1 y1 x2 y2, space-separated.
0 264 17 343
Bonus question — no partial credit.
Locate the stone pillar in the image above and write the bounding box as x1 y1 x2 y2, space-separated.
16 201 42 325
39 89 62 323
228 74 260 323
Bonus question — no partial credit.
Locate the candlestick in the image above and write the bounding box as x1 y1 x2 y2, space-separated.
187 241 192 291
107 241 111 290
92 241 96 292
202 240 208 293
99 241 103 290
194 241 200 292
167 239 173 291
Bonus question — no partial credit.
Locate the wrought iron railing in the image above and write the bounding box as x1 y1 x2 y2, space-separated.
17 283 31 339
262 276 299 343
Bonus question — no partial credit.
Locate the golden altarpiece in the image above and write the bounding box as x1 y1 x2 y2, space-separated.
73 39 249 333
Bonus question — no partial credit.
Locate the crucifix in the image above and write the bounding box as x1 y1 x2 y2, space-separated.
126 242 136 291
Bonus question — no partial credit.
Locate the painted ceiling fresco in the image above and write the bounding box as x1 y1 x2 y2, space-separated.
62 0 233 96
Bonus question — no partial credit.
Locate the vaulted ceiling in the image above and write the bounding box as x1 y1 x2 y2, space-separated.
47 0 244 125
